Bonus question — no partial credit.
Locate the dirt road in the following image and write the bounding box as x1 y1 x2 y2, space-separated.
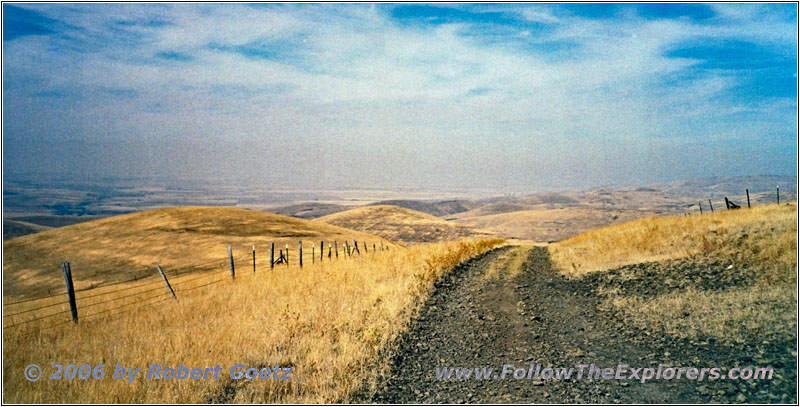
362 246 796 403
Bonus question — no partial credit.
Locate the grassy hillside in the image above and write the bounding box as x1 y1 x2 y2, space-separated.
367 200 478 217
549 203 797 346
269 202 353 219
3 239 504 403
3 207 392 299
317 205 496 245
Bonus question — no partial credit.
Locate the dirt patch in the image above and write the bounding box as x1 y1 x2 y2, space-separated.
362 247 796 403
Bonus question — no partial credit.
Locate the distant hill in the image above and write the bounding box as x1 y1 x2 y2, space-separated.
269 202 353 219
3 207 392 298
367 199 478 217
3 220 51 240
643 175 797 199
317 205 496 245
3 215 101 239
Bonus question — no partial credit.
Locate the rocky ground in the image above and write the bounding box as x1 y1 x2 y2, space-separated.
361 246 797 403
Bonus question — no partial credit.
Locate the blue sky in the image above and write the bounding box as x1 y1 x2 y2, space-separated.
2 3 797 191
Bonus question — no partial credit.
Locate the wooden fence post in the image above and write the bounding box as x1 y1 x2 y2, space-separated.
725 197 730 210
373 243 376 253
777 186 780 204
156 264 177 299
352 239 360 255
708 199 714 212
312 243 315 264
363 241 367 253
320 241 324 261
334 242 338 259
270 243 275 270
285 244 289 267
699 202 702 215
227 244 235 280
252 245 256 273
746 189 751 208
299 241 303 268
62 262 78 323
380 241 384 251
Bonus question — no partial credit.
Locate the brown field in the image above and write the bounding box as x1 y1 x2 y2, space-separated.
317 205 497 245
2 206 393 299
549 203 797 345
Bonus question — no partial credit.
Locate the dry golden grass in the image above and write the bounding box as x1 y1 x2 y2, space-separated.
318 205 496 245
549 203 797 344
3 237 504 403
2 206 392 299
550 203 797 280
607 285 796 342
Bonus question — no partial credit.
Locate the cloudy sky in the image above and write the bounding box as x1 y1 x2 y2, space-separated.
3 3 797 191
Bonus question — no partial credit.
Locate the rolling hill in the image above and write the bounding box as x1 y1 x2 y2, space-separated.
317 205 496 245
2 206 392 298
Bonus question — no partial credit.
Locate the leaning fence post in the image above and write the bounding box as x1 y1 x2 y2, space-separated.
708 199 714 212
725 197 730 210
270 242 275 270
285 244 289 266
62 262 78 323
746 189 751 209
156 264 177 299
352 239 360 255
252 245 257 273
699 202 703 215
363 241 367 253
227 244 235 280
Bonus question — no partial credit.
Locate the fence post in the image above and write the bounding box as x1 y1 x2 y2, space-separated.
373 243 376 253
334 242 338 259
699 202 702 215
312 243 315 264
746 189 751 209
724 197 730 210
777 186 780 204
285 244 289 266
270 242 275 270
363 241 367 253
252 245 257 273
708 199 714 212
380 241 384 251
227 244 235 280
352 239 360 255
62 262 78 323
156 264 177 299
299 241 303 268
328 243 332 259
320 241 324 261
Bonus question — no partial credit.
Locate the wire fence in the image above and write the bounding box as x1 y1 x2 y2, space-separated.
3 239 391 336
